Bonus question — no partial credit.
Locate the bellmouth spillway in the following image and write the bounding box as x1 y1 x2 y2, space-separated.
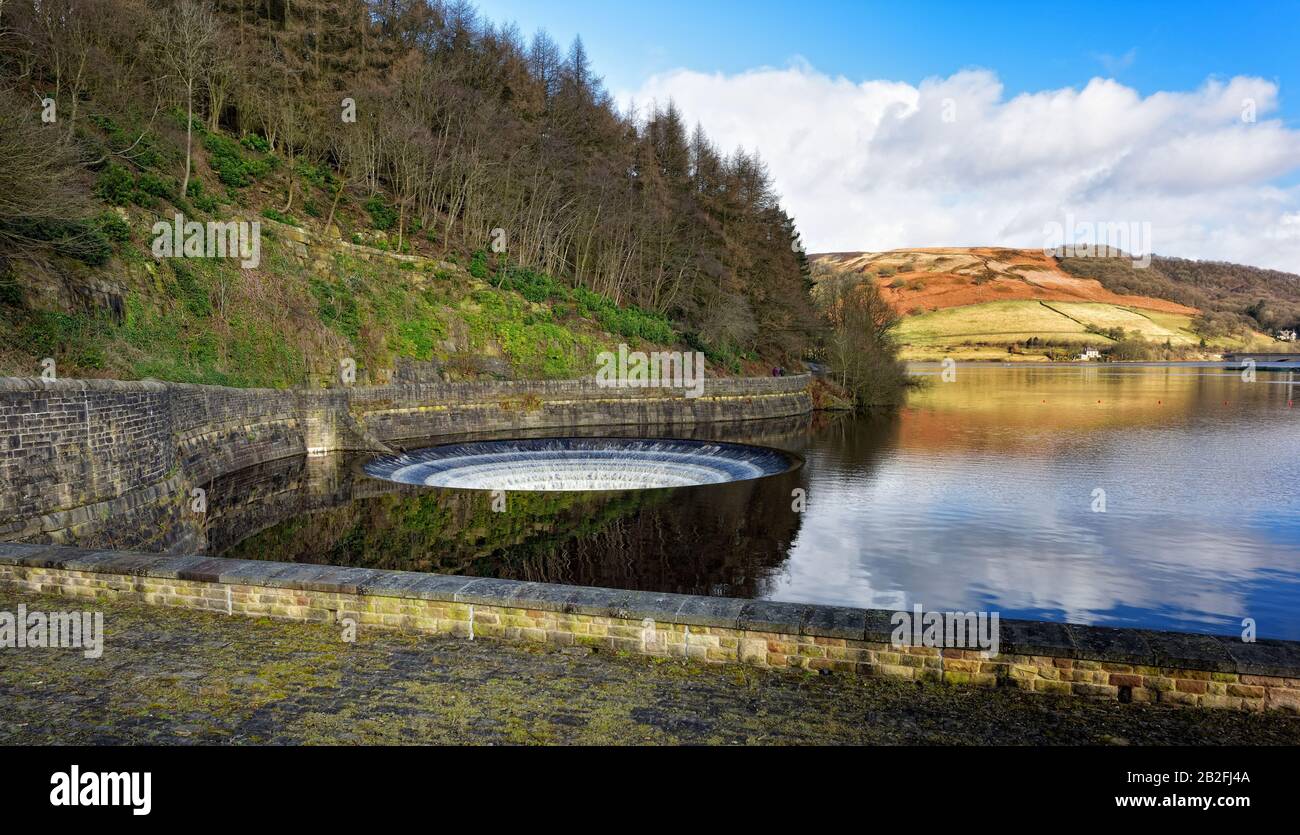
363 438 800 492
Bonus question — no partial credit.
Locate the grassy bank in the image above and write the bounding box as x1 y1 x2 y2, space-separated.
0 214 695 387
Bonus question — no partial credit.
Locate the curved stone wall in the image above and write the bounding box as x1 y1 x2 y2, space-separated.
0 375 813 546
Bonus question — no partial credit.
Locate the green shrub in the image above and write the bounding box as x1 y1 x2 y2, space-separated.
682 330 743 372
97 212 131 243
364 196 397 231
14 310 107 368
89 117 163 169
168 261 213 318
1 218 114 266
468 249 489 279
240 133 270 153
461 290 595 378
170 107 202 133
572 286 677 344
0 264 21 307
308 276 361 342
261 208 298 226
89 114 119 134
204 133 271 187
62 225 113 266
137 173 177 201
490 265 567 303
295 160 333 190
94 164 134 206
129 190 157 210
186 180 219 212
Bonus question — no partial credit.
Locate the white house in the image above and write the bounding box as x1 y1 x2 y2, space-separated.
1077 347 1103 361
1278 329 1298 343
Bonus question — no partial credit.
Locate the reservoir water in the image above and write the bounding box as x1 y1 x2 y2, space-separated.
214 365 1300 639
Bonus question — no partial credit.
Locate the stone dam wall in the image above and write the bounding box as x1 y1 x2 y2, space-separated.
3 542 1298 714
0 375 812 547
6 373 1299 715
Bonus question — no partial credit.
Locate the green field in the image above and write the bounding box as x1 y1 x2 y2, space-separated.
898 301 1096 346
896 299 1263 360
1041 302 1197 345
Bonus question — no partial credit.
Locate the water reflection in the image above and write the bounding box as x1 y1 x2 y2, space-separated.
214 417 811 599
202 366 1300 639
774 366 1300 639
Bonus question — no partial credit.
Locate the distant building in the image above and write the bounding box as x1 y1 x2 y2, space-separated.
1277 329 1298 342
1077 347 1103 361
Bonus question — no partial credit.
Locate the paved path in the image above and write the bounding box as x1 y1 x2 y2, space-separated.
3 591 1300 745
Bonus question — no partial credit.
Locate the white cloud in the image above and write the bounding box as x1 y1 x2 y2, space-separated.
621 66 1300 272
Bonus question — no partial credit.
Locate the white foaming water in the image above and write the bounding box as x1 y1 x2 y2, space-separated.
366 438 797 492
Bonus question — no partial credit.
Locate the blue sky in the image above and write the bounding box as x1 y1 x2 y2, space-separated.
474 1 1300 268
476 0 1299 119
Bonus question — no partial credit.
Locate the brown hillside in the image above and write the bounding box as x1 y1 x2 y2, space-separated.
814 248 1199 316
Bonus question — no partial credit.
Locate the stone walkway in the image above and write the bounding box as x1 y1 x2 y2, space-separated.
3 590 1300 745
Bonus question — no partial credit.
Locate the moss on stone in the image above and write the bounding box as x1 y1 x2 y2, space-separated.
4 589 1300 746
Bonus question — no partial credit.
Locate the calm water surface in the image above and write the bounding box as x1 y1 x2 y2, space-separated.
779 366 1300 639
215 366 1300 639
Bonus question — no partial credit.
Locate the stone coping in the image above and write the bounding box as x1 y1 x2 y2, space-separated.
0 374 812 397
0 377 172 393
2 541 1297 678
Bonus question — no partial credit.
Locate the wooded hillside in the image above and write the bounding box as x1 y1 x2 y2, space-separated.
0 0 819 380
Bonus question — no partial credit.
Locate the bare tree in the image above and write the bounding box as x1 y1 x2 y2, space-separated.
277 96 307 213
151 0 216 195
204 39 233 131
0 86 94 258
815 266 909 407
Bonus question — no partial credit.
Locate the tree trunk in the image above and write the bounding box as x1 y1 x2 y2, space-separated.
182 79 194 196
324 183 344 233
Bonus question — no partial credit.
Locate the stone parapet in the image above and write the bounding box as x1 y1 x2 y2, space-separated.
2 542 1296 714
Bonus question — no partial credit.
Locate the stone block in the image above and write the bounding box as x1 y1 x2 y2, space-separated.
738 600 812 635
